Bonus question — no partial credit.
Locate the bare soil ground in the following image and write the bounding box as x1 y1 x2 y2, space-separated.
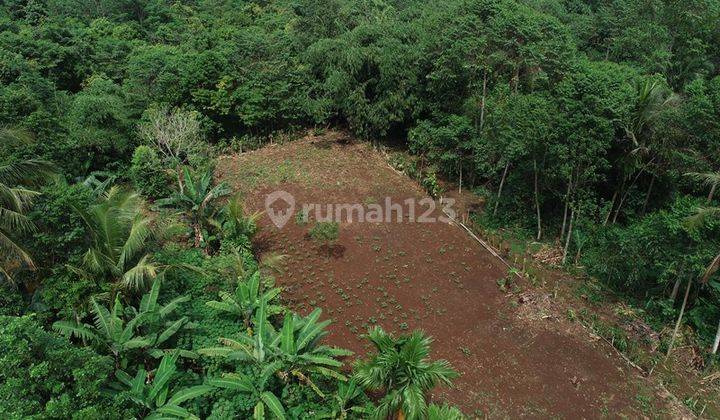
217 131 690 418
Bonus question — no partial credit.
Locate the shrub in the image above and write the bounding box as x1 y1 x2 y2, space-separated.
0 315 123 419
27 181 94 268
129 145 170 199
0 285 23 316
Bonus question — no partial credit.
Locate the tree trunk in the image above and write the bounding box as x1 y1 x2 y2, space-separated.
479 70 487 131
708 182 717 204
458 163 462 194
562 207 575 264
193 223 205 249
665 278 692 361
560 176 572 240
176 165 185 194
712 317 720 354
642 176 655 215
533 160 542 240
613 170 645 224
603 190 618 226
669 277 682 301
574 245 583 264
493 163 510 216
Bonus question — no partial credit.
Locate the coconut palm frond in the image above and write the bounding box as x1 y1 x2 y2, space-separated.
0 159 57 187
685 171 720 188
701 253 720 284
0 126 34 145
259 253 287 274
686 206 720 229
120 255 158 291
0 229 35 269
119 216 153 270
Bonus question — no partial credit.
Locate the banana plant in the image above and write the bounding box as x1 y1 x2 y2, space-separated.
208 193 262 243
115 353 212 419
200 300 351 397
53 277 194 365
199 294 274 363
317 379 372 419
155 166 231 249
271 309 353 396
205 270 284 327
208 361 287 420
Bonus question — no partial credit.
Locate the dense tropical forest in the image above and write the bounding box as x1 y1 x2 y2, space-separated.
1 0 720 418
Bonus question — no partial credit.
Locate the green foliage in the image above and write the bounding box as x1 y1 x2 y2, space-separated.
209 367 287 420
0 127 56 283
53 277 193 366
129 145 171 199
27 181 93 265
114 352 212 419
0 284 23 316
408 115 475 182
206 270 283 327
210 195 261 251
201 302 351 390
155 166 231 250
72 186 158 292
354 327 458 420
0 315 120 419
2 0 720 415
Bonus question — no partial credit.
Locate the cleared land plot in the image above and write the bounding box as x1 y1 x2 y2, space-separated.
217 132 680 418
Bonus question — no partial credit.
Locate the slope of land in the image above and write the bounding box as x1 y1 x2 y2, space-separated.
216 131 688 418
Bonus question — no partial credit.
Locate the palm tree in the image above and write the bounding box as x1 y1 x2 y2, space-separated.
155 166 231 249
271 309 353 395
0 127 55 284
684 205 720 355
623 79 673 147
72 186 159 291
114 353 212 419
610 79 674 223
685 171 720 204
53 276 193 366
354 327 458 420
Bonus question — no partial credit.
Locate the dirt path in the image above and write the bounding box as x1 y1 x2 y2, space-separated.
217 132 684 418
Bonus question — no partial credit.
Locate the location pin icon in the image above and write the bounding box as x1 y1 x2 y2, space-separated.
265 190 295 228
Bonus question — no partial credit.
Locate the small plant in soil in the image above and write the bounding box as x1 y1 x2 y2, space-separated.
295 208 309 225
309 221 339 242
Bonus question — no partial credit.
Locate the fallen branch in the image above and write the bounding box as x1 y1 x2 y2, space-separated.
442 208 522 279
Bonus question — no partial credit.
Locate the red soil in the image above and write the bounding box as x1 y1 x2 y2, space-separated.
216 132 681 418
